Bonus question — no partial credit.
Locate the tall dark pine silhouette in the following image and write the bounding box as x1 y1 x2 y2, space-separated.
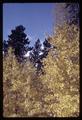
41 37 52 59
30 39 42 71
3 40 8 54
5 25 30 61
29 37 54 72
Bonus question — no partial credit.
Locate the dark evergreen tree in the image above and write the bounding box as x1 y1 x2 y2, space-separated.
4 25 30 61
3 40 8 54
30 37 55 72
40 37 56 60
41 38 51 58
30 39 42 71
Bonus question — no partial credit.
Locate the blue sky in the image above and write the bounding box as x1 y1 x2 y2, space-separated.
3 3 55 46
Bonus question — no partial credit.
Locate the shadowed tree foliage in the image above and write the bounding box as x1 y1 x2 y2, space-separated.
3 40 8 54
30 39 43 71
55 3 79 26
65 3 79 26
41 37 53 59
4 25 31 62
29 38 53 72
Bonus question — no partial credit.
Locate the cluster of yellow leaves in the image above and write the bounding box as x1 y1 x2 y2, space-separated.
3 47 39 117
40 23 79 117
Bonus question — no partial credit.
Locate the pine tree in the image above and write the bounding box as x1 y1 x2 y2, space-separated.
30 38 42 71
5 25 30 62
3 40 8 54
41 37 53 59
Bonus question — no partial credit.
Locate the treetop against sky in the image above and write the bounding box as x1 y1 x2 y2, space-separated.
3 3 55 46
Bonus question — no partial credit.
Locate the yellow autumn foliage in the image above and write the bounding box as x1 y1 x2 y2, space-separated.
3 47 39 117
3 23 79 117
40 23 79 117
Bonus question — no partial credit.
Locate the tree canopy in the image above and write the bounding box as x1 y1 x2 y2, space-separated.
3 25 31 62
3 3 80 117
